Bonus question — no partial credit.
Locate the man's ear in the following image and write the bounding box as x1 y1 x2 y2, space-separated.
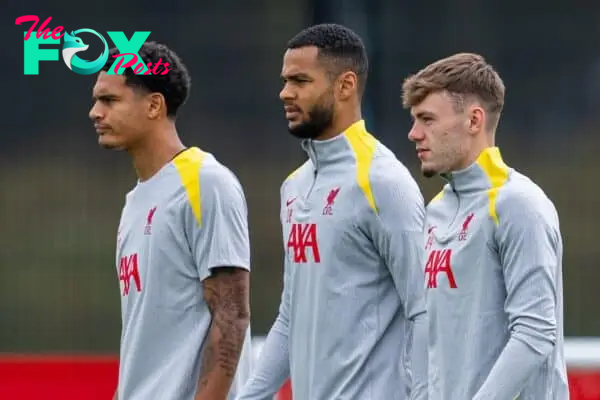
337 71 358 101
147 93 166 120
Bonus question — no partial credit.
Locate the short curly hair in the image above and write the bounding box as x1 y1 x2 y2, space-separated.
101 41 191 118
287 23 369 96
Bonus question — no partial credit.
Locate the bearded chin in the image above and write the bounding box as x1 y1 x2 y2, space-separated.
288 98 334 140
423 168 437 178
288 120 323 139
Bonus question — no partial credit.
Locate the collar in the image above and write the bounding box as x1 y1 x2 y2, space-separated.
441 147 510 194
301 119 367 171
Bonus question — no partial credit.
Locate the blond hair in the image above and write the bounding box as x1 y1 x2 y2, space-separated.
402 53 505 131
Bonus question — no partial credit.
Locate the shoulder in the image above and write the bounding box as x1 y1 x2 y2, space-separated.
495 170 560 232
173 148 246 225
280 159 311 196
427 186 447 206
425 185 451 216
170 147 242 187
369 150 424 209
199 154 244 191
360 150 425 231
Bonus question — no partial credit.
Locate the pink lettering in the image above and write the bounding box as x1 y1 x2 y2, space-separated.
133 62 145 75
112 53 139 74
133 61 154 75
15 15 64 41
50 26 63 40
15 15 39 41
143 62 153 75
152 58 168 75
161 63 172 75
36 17 52 39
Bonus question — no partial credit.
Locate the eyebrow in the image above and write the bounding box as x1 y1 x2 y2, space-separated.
92 93 118 101
413 110 435 119
281 73 312 81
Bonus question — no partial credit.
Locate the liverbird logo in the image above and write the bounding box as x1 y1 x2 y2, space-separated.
458 212 474 241
326 188 341 206
425 225 436 250
322 187 341 216
144 206 157 235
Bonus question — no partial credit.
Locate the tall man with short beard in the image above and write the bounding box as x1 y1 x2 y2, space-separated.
237 24 428 400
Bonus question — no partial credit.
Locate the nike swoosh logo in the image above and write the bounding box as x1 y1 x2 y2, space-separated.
286 197 297 207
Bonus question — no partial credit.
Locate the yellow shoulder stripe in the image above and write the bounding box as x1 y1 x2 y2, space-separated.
285 165 302 182
476 147 509 225
345 119 378 213
173 147 206 226
430 190 444 203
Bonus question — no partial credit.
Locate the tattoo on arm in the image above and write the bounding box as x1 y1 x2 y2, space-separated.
196 267 250 399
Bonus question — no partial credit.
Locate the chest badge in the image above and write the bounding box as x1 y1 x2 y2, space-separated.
425 225 436 250
458 212 474 241
322 187 340 216
144 206 157 235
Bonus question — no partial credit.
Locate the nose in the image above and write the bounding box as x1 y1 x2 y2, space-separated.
407 123 424 142
279 83 294 102
89 102 102 122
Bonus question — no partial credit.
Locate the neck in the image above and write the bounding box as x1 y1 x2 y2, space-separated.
315 106 362 141
441 146 509 194
129 123 185 182
453 135 495 170
302 119 368 171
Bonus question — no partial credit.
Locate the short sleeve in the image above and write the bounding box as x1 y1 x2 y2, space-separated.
186 163 251 281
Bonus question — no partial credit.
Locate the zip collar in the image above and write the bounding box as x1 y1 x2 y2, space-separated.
442 147 510 194
301 120 367 171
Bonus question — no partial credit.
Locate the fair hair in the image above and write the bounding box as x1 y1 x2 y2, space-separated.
402 53 505 132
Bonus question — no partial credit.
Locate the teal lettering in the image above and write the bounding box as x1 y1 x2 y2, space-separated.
23 32 59 75
106 31 150 75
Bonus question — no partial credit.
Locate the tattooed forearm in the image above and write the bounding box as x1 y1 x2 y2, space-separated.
196 267 250 400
